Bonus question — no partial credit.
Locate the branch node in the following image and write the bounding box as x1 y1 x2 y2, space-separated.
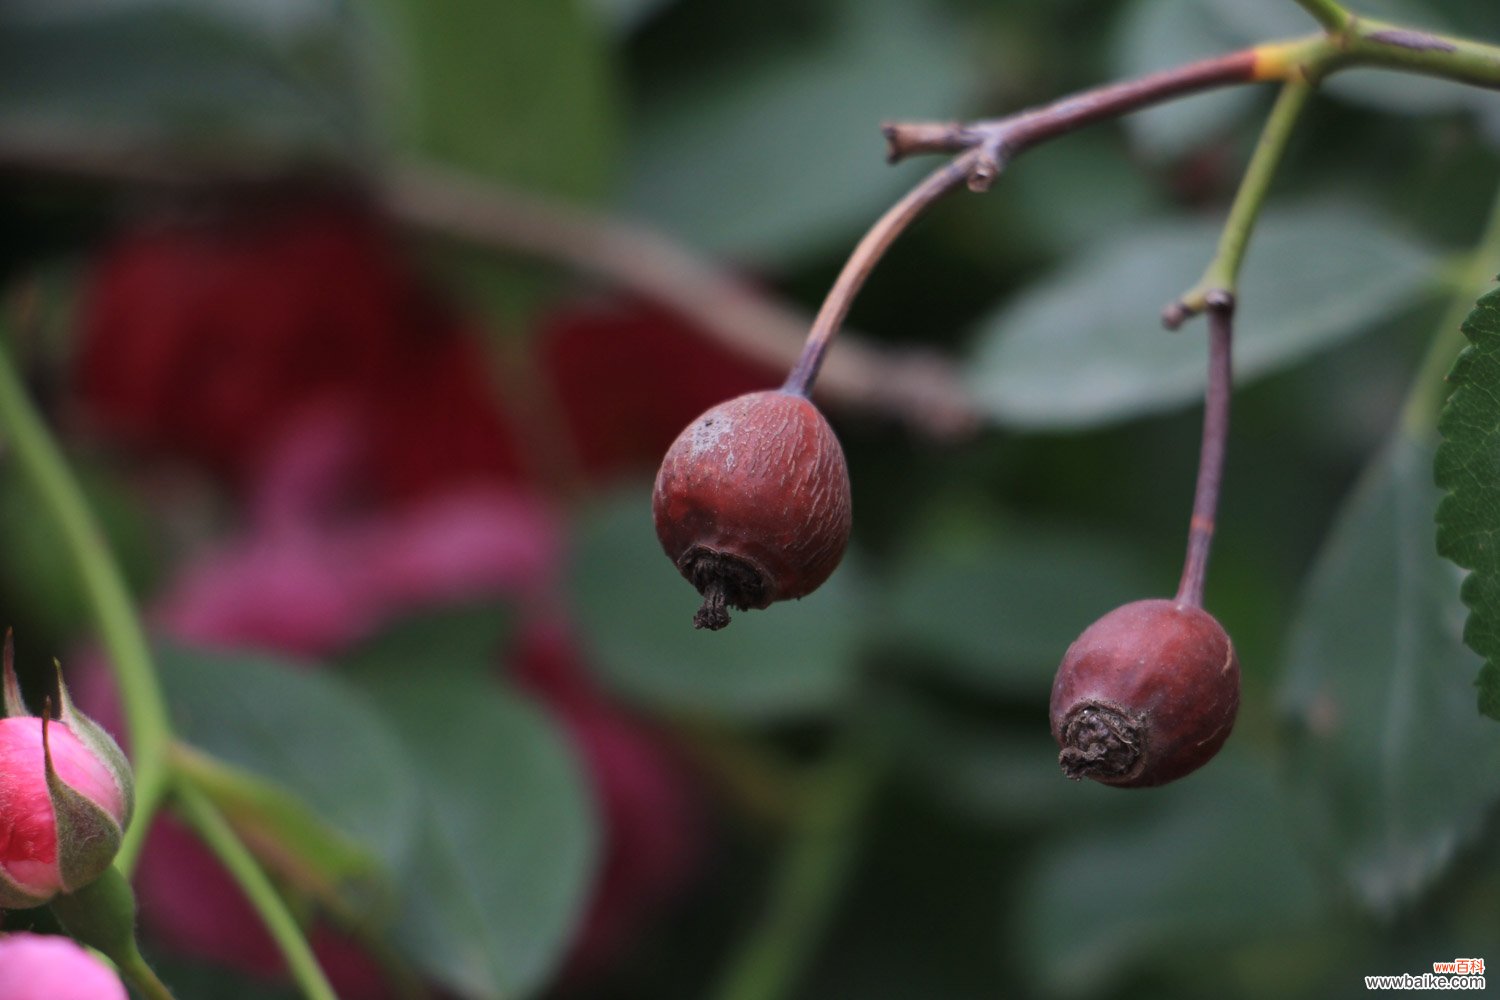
1163 288 1233 330
1205 289 1236 313
962 134 1006 192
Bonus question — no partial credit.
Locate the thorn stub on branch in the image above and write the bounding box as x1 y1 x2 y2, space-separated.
880 121 968 163
880 124 904 164
1161 300 1193 330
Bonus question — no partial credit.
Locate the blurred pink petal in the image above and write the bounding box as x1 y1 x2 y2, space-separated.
245 396 369 533
0 933 129 1000
363 489 560 608
154 536 382 660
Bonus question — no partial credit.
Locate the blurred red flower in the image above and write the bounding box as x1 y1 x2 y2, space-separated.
536 296 780 482
74 195 777 498
75 197 528 497
66 198 745 994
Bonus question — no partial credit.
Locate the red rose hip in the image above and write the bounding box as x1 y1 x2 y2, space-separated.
653 390 851 630
1049 598 1239 788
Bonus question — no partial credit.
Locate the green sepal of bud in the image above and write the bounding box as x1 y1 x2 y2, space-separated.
0 866 55 909
43 714 126 894
53 659 135 824
49 865 143 968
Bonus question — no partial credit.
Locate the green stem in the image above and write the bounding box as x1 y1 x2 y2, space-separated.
710 729 881 1000
1166 80 1313 325
0 324 171 874
174 782 337 1000
1403 183 1500 434
50 866 177 1000
117 953 178 1000
1254 20 1500 91
1342 17 1500 90
1289 0 1349 33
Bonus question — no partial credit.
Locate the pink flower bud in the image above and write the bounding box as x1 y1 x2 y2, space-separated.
0 636 133 909
0 932 129 1000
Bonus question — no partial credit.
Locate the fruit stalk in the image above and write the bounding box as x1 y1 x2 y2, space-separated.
782 155 976 398
1177 297 1234 608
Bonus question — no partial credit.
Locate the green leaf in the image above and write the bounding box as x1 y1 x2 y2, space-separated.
998 133 1164 258
623 0 974 264
875 519 1161 697
1280 431 1500 913
170 746 384 915
569 488 863 719
880 693 1107 828
966 204 1440 428
587 0 679 35
1437 284 1500 717
1017 752 1323 996
339 601 515 678
342 658 598 999
0 3 369 156
372 0 616 202
148 957 298 1000
369 0 618 326
157 644 423 913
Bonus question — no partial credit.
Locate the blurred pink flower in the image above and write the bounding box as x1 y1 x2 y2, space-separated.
0 932 129 1000
102 409 699 995
151 402 560 660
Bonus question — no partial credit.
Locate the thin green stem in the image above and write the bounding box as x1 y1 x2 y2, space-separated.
174 782 337 1000
1403 182 1500 434
1342 17 1500 90
49 866 177 1000
1253 21 1500 91
117 953 177 1000
1290 0 1350 34
710 728 881 1000
1165 80 1313 326
0 319 171 874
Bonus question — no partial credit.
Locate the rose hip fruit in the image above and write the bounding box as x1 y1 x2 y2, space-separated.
653 390 851 630
1049 598 1239 788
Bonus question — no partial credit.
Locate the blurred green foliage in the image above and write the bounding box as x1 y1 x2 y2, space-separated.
3 0 1500 998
